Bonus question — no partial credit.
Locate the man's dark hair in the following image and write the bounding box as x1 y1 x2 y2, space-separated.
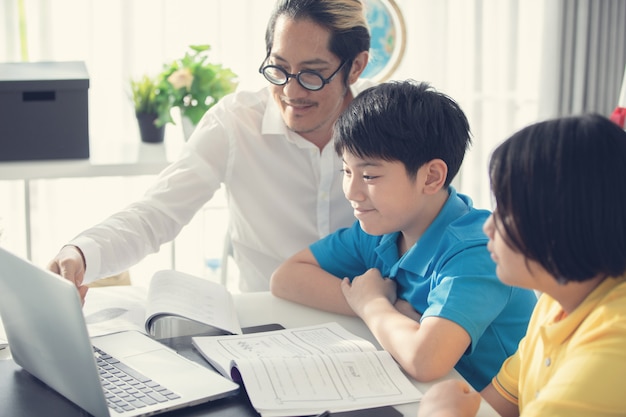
264 0 370 84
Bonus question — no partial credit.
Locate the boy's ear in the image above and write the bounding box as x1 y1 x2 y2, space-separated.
423 159 448 194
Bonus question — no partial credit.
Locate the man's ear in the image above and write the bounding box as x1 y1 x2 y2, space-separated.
348 50 369 84
423 159 448 194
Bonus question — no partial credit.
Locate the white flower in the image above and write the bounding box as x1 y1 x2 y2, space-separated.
167 68 194 90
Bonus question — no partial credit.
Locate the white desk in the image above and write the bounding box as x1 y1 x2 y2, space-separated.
232 291 499 417
0 286 500 416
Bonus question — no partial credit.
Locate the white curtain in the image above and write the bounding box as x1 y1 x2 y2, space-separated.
392 0 546 208
539 0 626 118
2 0 548 211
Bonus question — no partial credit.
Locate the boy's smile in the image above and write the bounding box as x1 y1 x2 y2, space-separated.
341 152 438 250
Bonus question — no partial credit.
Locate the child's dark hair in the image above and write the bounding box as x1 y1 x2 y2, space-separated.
333 80 471 185
489 114 626 283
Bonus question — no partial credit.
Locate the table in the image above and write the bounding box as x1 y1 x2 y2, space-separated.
0 289 500 416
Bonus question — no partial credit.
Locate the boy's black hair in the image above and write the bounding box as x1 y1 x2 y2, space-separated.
333 80 471 185
489 114 626 283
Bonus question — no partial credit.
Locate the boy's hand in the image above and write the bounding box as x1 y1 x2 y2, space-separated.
341 268 397 316
418 380 481 417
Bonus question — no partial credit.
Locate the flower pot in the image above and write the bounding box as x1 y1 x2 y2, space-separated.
136 112 165 143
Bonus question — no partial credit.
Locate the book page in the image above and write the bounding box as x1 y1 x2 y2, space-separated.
192 322 377 377
237 351 422 416
145 270 242 336
82 286 147 337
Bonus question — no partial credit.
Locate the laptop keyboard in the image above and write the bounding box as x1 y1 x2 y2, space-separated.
94 346 181 414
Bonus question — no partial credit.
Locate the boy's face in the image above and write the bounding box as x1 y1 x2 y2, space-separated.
341 152 430 240
267 16 352 145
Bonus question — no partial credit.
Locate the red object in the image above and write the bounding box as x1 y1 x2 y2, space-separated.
610 107 626 128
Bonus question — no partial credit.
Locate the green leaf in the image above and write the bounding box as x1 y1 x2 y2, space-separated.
155 44 239 126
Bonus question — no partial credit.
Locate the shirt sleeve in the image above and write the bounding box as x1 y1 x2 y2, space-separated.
422 244 509 347
71 115 228 283
492 350 521 405
309 221 380 280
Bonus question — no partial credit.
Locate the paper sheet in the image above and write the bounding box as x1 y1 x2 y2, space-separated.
82 286 148 336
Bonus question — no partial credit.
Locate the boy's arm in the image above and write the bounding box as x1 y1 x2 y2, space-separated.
481 383 519 417
270 248 357 316
342 269 471 382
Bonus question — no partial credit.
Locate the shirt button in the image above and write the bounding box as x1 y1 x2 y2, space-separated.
545 357 551 367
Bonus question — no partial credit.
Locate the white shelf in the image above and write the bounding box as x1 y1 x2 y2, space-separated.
0 134 183 181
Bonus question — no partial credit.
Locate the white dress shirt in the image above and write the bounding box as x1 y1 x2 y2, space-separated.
72 79 374 291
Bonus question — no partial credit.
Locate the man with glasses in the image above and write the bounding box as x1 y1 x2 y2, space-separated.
48 0 372 298
260 60 347 92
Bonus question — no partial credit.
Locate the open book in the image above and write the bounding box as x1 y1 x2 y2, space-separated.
192 322 422 417
144 270 242 338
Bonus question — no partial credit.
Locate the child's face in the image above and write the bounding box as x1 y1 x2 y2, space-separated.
483 213 544 290
341 152 428 239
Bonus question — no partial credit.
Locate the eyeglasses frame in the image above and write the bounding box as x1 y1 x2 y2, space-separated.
258 58 347 91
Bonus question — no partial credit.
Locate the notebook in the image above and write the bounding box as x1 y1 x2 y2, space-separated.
0 246 239 417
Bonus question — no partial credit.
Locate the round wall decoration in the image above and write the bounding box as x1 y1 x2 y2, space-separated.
362 0 407 82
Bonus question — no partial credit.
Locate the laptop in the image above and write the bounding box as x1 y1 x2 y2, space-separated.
0 246 239 417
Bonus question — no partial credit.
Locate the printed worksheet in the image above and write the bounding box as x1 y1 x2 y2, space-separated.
192 323 422 416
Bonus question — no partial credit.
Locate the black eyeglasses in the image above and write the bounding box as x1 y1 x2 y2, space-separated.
259 60 346 91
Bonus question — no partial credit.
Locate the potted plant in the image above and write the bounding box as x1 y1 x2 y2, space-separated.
130 74 170 143
157 44 238 138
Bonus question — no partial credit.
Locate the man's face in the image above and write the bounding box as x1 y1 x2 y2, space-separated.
266 16 351 145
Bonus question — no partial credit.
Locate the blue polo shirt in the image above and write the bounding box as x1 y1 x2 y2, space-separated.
310 187 536 390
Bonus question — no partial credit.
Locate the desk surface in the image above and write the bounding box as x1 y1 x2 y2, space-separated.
0 288 500 417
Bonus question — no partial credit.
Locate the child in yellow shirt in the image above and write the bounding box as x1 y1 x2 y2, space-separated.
418 114 626 417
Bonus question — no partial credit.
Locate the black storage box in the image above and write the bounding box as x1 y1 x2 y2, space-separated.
0 61 90 162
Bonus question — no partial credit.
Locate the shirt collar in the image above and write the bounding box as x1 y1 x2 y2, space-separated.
377 187 472 277
541 274 626 345
262 88 287 136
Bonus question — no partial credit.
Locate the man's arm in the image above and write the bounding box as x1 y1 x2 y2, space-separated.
341 268 471 382
270 248 356 316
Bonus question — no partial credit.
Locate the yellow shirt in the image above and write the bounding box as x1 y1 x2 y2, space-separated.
493 275 626 416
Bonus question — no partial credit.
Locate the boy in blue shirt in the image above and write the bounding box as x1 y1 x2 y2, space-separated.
270 80 537 390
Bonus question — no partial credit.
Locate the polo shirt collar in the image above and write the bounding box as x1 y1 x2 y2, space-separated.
377 187 471 277
541 274 626 346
